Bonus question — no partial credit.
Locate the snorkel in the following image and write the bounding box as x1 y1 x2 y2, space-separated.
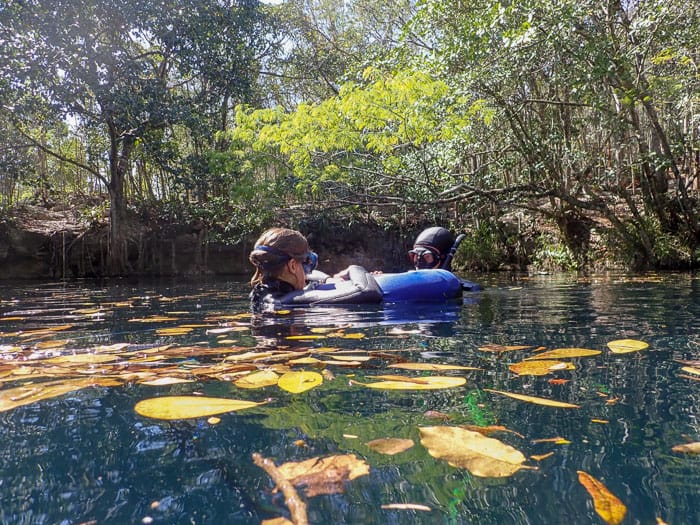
441 233 466 271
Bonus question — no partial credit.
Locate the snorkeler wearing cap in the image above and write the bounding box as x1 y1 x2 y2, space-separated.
248 227 382 312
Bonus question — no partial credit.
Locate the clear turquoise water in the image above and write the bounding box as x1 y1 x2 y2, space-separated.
0 273 699 524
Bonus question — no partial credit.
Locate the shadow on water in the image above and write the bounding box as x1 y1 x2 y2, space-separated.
0 273 699 524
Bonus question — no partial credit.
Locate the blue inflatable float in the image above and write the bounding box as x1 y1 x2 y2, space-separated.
376 269 465 302
272 266 479 309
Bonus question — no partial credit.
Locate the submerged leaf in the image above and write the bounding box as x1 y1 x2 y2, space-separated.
360 376 466 390
0 378 120 412
134 396 265 420
277 371 323 393
277 454 370 497
419 426 527 477
671 442 700 454
607 339 648 354
484 388 579 408
577 470 627 525
366 437 414 455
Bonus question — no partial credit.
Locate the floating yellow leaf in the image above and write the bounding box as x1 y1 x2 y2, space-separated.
287 356 321 365
277 454 370 497
129 316 180 323
577 470 627 525
207 416 221 425
234 370 279 389
134 396 265 420
389 363 480 371
525 348 601 360
366 437 414 455
328 355 371 362
419 426 528 477
607 339 649 354
70 307 102 315
381 504 431 512
591 419 609 424
478 344 532 353
309 327 339 334
360 376 466 390
370 374 430 384
277 371 323 393
509 360 575 376
484 388 580 408
155 327 194 336
34 339 71 350
47 353 119 364
681 366 700 376
340 332 365 339
671 442 700 454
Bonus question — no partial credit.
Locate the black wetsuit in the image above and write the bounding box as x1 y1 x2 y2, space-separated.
249 265 383 312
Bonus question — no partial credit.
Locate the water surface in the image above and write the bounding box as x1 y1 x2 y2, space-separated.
0 273 698 524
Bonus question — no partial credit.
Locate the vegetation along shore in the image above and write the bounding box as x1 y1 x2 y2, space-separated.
1 0 698 279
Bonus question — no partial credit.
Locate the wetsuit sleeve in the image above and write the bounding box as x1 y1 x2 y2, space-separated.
277 265 383 306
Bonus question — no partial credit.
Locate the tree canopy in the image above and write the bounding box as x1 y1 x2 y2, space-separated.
0 0 698 272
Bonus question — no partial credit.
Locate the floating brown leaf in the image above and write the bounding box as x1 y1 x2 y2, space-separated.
419 426 528 477
577 470 627 525
366 437 414 455
460 424 525 439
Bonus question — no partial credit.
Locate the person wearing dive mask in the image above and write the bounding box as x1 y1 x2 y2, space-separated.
248 227 382 312
408 226 459 270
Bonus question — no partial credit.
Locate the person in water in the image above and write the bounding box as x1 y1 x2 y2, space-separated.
332 225 462 279
408 226 462 270
249 227 382 312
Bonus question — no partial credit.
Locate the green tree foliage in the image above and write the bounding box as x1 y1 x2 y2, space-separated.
260 0 416 108
0 0 272 272
410 0 700 268
234 0 700 269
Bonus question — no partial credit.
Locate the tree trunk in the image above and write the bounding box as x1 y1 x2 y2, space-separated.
107 123 136 275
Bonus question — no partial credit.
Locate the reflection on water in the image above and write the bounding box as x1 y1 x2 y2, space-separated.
0 273 699 524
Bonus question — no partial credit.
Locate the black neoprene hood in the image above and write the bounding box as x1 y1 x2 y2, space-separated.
413 227 455 256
